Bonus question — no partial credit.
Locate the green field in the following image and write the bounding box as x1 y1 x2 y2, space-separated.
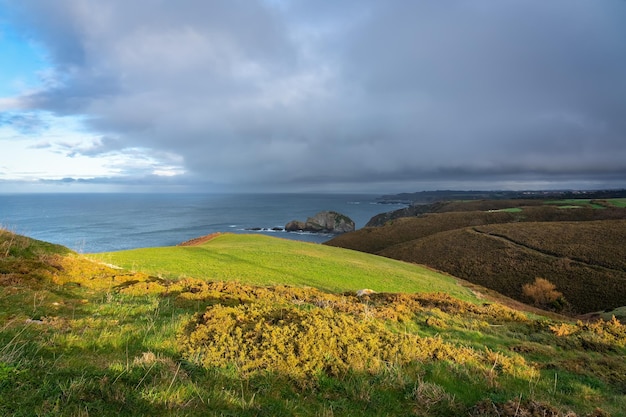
543 198 626 209
90 233 475 301
609 198 626 207
486 207 523 213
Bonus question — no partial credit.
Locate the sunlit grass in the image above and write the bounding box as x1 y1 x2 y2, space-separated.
90 233 476 301
487 207 523 213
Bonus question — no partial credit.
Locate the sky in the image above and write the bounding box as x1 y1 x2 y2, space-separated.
1 0 625 194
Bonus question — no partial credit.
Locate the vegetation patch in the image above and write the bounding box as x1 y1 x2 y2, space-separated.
91 233 475 300
328 207 626 314
181 300 537 385
544 199 607 209
607 198 626 208
599 306 626 322
487 208 523 213
549 316 626 351
328 204 626 254
183 303 419 379
2 229 626 416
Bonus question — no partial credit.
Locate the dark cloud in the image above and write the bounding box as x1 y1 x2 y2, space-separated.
5 0 626 191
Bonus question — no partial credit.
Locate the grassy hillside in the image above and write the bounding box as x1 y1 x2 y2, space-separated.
2 229 626 416
326 202 626 314
89 233 474 300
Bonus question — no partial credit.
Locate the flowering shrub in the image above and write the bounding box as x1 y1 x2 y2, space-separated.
182 303 429 378
179 290 537 384
550 316 626 351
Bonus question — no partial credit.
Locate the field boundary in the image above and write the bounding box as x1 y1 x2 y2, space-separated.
177 232 224 246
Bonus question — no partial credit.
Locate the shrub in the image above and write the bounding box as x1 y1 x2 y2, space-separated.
522 278 567 311
179 292 539 390
549 316 626 352
180 303 426 380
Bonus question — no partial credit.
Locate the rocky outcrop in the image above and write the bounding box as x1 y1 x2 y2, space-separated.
284 220 306 232
285 211 355 234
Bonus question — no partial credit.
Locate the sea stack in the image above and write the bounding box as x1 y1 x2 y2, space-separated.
285 211 355 233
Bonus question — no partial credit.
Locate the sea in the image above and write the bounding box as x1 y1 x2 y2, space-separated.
0 193 404 253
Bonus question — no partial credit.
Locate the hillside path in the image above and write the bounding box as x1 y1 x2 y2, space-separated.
470 227 626 274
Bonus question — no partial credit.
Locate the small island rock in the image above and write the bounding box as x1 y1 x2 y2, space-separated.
285 220 306 232
285 211 355 234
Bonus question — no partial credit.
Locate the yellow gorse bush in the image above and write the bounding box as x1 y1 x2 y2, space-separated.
550 316 626 351
118 278 528 324
111 277 541 384
181 303 422 378
179 291 538 383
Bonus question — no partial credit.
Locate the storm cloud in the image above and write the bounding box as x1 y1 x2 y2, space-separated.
5 0 626 192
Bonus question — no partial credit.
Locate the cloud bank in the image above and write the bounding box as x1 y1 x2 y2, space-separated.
3 0 626 192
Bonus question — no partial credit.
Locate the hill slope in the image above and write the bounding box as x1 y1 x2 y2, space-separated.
90 233 475 300
2 230 626 416
326 203 626 314
331 204 626 253
378 221 626 313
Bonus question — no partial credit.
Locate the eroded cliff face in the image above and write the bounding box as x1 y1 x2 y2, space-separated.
285 211 355 233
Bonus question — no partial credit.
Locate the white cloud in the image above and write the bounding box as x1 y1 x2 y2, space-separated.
0 112 185 181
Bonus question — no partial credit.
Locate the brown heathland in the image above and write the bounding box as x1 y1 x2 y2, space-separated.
326 204 626 314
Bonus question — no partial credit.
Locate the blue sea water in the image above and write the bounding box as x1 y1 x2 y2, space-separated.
0 193 403 253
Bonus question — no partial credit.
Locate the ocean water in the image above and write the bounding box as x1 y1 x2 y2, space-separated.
0 193 403 253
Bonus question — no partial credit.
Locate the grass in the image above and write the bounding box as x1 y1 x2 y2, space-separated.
89 233 475 301
487 208 523 213
608 198 626 208
2 229 626 416
543 198 626 209
600 306 626 322
556 205 586 209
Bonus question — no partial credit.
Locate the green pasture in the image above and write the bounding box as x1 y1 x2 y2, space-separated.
487 207 523 213
543 198 626 209
609 198 626 207
90 233 475 301
544 199 601 208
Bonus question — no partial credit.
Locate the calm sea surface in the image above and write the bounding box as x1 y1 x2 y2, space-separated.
0 193 403 253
